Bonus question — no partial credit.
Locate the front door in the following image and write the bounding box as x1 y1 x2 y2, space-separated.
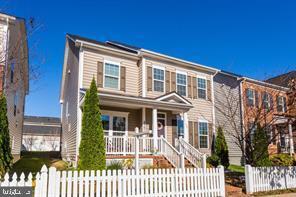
157 113 166 137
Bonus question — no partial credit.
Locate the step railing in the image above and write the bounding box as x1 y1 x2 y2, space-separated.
176 137 206 168
160 136 184 168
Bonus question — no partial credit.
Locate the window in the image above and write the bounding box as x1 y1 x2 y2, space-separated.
104 62 119 89
153 67 164 92
13 92 18 116
176 72 187 96
197 78 206 99
246 89 255 106
199 121 208 148
10 62 15 83
248 122 256 143
177 115 184 137
101 115 110 130
277 96 286 113
101 111 128 136
262 92 271 110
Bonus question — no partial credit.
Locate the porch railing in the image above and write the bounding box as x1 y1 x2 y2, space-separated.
176 137 205 168
160 136 183 168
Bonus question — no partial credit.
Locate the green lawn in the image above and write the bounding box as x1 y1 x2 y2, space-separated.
10 153 68 176
228 164 245 174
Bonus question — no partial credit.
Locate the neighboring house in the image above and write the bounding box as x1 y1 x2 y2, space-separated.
0 13 29 162
60 34 219 166
241 77 294 155
22 116 61 151
214 71 244 165
266 71 296 155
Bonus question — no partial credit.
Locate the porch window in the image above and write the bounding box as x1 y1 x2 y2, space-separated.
197 78 206 99
113 116 126 132
199 122 208 148
246 89 255 106
101 111 128 136
176 72 187 96
277 96 286 113
153 67 164 92
101 115 110 130
104 62 119 89
177 116 184 137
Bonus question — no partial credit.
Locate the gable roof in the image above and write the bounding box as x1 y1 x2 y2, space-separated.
265 71 296 88
155 91 192 105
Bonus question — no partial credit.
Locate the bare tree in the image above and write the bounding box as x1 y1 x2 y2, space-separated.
215 75 294 165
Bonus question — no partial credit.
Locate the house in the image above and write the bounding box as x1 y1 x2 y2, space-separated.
22 116 61 151
0 13 29 162
214 71 244 165
60 34 219 167
241 77 294 155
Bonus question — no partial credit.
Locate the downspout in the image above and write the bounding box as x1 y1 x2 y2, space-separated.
238 77 246 165
211 70 219 152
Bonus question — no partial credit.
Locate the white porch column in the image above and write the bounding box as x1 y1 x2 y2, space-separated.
289 122 294 155
152 108 158 150
183 112 189 142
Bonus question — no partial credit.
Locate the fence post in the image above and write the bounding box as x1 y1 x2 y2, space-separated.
218 165 225 197
201 154 207 169
245 165 253 194
48 167 57 196
180 153 185 169
40 165 48 197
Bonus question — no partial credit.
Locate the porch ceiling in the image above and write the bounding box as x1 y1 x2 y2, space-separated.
79 89 193 112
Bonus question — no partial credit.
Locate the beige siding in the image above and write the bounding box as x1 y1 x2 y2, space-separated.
61 40 79 161
82 48 139 96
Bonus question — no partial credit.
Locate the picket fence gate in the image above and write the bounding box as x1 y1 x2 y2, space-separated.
245 165 296 194
34 165 225 197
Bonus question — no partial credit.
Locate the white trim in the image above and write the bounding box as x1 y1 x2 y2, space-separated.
198 120 209 149
197 77 207 100
156 92 191 105
103 60 121 90
142 58 146 97
183 112 189 142
152 65 165 93
211 75 216 136
176 71 187 97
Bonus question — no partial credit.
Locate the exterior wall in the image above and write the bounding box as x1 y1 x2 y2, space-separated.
22 135 60 151
82 47 139 96
242 81 289 154
0 19 27 162
214 73 243 165
61 39 79 161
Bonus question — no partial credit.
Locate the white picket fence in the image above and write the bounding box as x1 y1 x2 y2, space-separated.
245 165 296 194
34 165 225 197
0 172 33 187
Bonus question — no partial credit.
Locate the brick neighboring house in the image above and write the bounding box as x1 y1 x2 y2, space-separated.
266 71 296 155
0 13 29 162
241 77 294 155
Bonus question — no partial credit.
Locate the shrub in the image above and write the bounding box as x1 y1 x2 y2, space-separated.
107 161 123 170
207 154 220 168
122 159 134 169
270 154 296 166
214 127 230 168
78 78 106 170
142 164 157 169
0 96 13 177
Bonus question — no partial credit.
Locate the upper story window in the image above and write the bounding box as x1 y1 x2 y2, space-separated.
104 62 120 89
199 121 208 148
246 89 255 106
277 96 286 113
153 67 164 92
176 72 187 96
198 78 206 99
262 92 271 110
14 92 19 116
10 62 15 83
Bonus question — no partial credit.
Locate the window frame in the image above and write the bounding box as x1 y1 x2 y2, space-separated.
197 76 207 99
152 65 165 93
277 96 286 113
198 120 209 149
262 92 271 110
103 60 121 90
10 61 15 83
101 110 129 136
176 70 187 97
13 92 19 116
246 88 255 106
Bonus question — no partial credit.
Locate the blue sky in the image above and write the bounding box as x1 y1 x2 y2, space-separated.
2 0 296 117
